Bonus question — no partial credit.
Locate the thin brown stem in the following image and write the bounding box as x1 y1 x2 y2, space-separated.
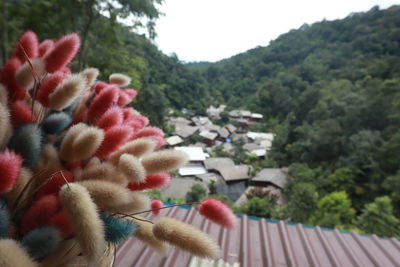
129 202 200 216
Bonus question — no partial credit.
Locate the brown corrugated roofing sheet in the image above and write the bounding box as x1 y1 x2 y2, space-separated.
115 204 400 267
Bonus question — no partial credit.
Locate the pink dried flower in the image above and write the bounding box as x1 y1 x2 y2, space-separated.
38 39 55 57
37 72 65 107
128 173 171 191
44 33 80 73
94 81 109 93
11 100 36 128
95 125 132 159
199 198 237 228
133 126 164 139
0 57 26 102
87 86 119 124
14 30 39 62
151 200 163 216
0 149 23 193
96 106 124 130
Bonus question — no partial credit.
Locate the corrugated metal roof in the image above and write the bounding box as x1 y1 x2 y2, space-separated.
115 205 400 267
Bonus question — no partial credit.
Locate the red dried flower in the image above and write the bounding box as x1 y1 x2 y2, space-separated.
44 33 80 73
199 198 237 228
151 200 163 216
0 149 23 193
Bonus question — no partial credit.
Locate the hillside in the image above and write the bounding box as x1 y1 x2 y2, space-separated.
1 0 211 127
192 5 400 234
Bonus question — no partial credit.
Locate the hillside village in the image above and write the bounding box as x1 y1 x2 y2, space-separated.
161 105 288 207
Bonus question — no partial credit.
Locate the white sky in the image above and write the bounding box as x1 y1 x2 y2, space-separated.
154 0 399 62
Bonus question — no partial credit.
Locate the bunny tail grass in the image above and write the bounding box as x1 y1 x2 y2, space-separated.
37 72 65 107
0 239 38 267
151 200 163 216
109 73 131 87
128 173 171 191
141 150 188 174
0 199 10 237
59 123 87 162
95 125 132 160
7 123 43 168
112 192 150 214
15 58 46 89
71 126 104 161
109 138 156 165
131 216 168 252
4 167 31 207
199 198 237 228
81 68 99 87
78 180 132 210
96 106 124 130
100 213 138 243
48 74 86 110
38 39 54 57
41 112 72 134
21 226 62 260
0 103 12 149
118 154 146 183
59 183 106 265
153 217 220 259
0 149 23 193
0 83 8 105
14 30 39 62
44 33 80 73
78 161 126 185
21 195 60 236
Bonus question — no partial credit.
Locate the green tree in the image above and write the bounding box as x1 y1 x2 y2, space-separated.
185 184 207 203
356 196 400 238
237 197 276 218
146 189 166 201
327 168 356 193
286 183 319 223
310 191 355 228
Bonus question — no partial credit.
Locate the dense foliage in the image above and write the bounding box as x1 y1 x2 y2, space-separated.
0 0 211 127
193 5 400 237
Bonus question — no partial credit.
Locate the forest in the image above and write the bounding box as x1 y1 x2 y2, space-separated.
194 5 400 237
1 2 400 237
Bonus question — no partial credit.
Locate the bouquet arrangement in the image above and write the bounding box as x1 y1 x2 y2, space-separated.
0 31 237 267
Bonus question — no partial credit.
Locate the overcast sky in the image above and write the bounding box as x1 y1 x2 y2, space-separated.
153 0 399 62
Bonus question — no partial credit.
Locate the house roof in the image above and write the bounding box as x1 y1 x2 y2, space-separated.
228 110 251 118
165 135 183 146
199 130 218 140
175 146 207 161
195 172 223 184
252 168 288 189
204 157 235 171
225 124 237 134
115 205 400 267
160 178 207 199
168 116 191 125
178 164 208 176
246 131 274 141
247 148 266 157
219 165 250 181
174 125 199 138
251 113 263 119
192 116 213 126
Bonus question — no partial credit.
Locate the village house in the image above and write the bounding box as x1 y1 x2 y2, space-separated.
174 146 208 176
